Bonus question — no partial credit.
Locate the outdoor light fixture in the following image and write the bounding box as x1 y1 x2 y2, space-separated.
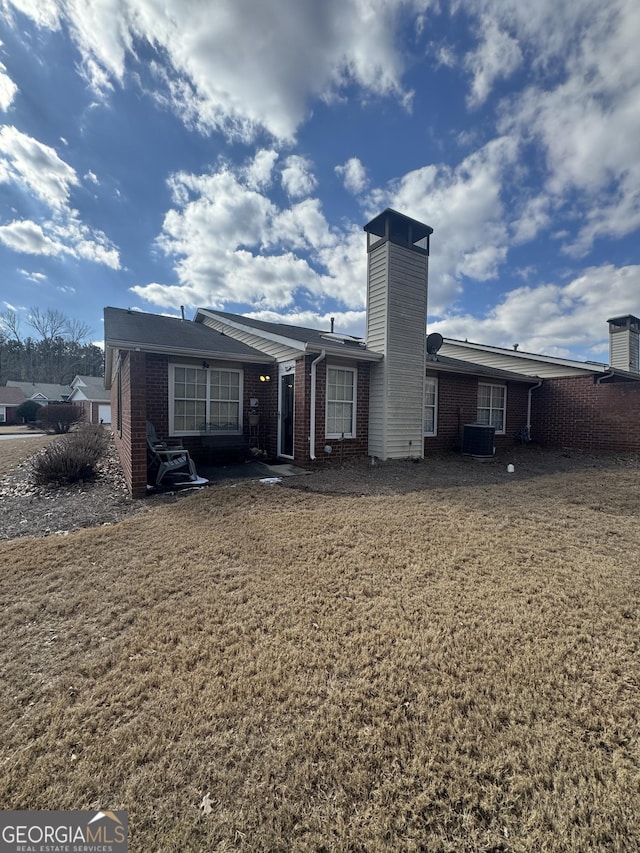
259 374 271 382
202 360 210 369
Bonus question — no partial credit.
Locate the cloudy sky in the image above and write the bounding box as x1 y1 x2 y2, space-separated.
0 0 639 360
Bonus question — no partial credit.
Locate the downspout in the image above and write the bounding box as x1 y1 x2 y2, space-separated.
595 369 615 385
309 349 326 461
527 380 543 434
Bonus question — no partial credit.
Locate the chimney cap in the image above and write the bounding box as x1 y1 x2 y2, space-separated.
364 208 433 243
607 314 640 328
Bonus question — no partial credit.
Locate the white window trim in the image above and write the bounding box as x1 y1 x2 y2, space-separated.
477 382 506 435
0 406 6 423
325 365 357 439
169 363 244 435
424 376 438 437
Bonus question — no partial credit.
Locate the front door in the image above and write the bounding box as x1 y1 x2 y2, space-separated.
278 364 295 458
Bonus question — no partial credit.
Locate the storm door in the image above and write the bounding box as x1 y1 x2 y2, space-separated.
278 363 295 458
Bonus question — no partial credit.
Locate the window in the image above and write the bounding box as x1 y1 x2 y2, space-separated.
170 365 242 434
209 369 241 431
0 407 6 423
326 366 356 438
424 377 438 436
477 383 506 433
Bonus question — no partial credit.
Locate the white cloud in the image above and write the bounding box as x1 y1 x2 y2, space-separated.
0 219 63 255
336 157 369 194
0 61 17 111
18 268 47 282
131 158 369 313
465 19 522 107
84 170 99 185
480 0 640 253
0 215 120 268
0 125 79 208
431 263 640 359
369 135 519 312
0 125 121 267
281 155 317 199
5 0 431 141
245 149 279 190
3 0 60 28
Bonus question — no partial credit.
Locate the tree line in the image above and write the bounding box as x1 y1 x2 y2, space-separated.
0 308 104 385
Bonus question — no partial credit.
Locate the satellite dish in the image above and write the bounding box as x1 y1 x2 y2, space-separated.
426 332 443 354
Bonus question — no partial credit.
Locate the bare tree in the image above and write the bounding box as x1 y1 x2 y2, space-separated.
27 307 68 341
0 309 22 343
65 316 92 344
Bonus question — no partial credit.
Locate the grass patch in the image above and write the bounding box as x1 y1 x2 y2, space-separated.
0 467 639 851
0 434 53 478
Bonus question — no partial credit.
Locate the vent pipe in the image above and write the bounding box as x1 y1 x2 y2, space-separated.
180 305 185 321
330 317 335 333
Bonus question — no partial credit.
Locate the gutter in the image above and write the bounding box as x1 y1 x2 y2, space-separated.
595 369 615 385
309 350 326 461
527 380 543 433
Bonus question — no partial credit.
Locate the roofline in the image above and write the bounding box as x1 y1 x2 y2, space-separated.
606 367 640 382
197 309 384 362
197 309 308 351
104 339 274 387
305 342 383 362
443 337 609 373
105 338 274 363
426 356 542 384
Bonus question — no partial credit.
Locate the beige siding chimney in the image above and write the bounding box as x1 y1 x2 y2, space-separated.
608 315 640 372
364 209 433 460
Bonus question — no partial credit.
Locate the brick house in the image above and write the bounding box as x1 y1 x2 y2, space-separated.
104 209 640 497
440 314 640 452
0 386 27 425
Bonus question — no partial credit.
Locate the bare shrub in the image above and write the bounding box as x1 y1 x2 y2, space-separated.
36 403 84 434
30 425 108 485
73 423 109 457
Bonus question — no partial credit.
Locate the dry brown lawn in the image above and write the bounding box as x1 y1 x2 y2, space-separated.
1 455 639 851
0 432 52 478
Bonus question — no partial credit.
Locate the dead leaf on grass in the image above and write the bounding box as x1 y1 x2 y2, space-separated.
199 793 213 815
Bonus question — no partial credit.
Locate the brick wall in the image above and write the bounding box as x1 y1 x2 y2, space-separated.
531 375 640 452
244 364 278 459
294 355 311 463
308 360 371 465
424 371 532 453
112 350 148 498
146 354 170 436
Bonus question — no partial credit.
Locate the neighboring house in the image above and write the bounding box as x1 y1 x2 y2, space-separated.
0 386 27 425
68 375 111 424
104 208 640 498
6 380 72 405
440 315 640 453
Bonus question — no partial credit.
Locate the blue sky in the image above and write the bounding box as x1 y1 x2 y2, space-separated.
1 0 639 361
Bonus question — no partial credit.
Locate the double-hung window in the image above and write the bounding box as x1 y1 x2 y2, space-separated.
170 365 242 434
424 377 438 436
326 366 356 438
477 383 506 433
